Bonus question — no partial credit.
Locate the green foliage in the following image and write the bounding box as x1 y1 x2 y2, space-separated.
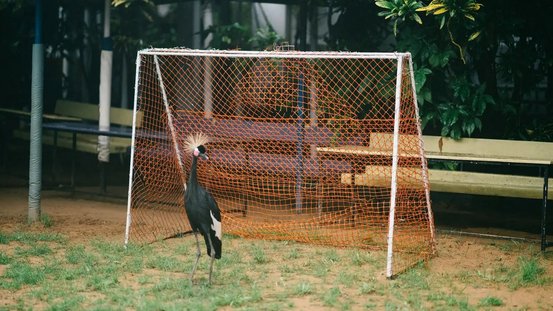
375 0 423 35
205 23 283 51
375 0 495 139
435 78 493 138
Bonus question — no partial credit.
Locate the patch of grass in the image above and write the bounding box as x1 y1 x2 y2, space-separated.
518 256 545 285
396 263 430 290
479 296 503 307
336 271 357 287
0 232 9 244
87 272 120 291
39 213 53 228
321 286 341 307
146 255 183 272
294 281 313 296
312 259 330 278
212 283 262 308
4 231 66 244
0 251 10 264
46 295 85 311
359 282 376 295
323 249 340 263
348 249 374 266
2 262 46 290
65 245 93 265
286 247 300 259
251 244 267 264
15 243 53 257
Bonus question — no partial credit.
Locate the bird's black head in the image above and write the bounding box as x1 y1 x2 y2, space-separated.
194 145 208 160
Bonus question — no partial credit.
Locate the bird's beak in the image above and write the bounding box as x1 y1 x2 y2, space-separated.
199 153 209 160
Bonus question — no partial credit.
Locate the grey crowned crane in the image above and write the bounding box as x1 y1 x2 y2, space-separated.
184 133 222 285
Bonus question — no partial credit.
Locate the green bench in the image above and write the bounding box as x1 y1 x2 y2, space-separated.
321 133 553 251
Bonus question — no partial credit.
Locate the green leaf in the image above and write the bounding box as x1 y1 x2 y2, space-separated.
474 118 482 130
463 121 475 136
439 16 446 29
441 125 450 137
468 31 481 41
413 13 423 24
375 1 395 10
464 14 475 21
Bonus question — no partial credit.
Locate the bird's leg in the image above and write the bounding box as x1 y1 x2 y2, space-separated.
206 235 216 285
190 232 201 283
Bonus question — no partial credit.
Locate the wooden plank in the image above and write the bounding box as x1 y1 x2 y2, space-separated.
0 107 81 121
55 100 142 127
110 106 143 127
55 100 99 121
341 168 552 200
0 108 31 116
318 133 553 165
429 169 552 200
316 145 416 158
341 165 425 189
423 135 553 164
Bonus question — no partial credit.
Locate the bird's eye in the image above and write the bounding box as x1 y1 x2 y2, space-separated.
197 145 207 154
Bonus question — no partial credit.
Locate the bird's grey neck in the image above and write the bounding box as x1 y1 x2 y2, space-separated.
187 156 199 188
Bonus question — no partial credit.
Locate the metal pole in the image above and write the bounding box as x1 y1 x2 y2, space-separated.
98 0 113 192
28 0 44 223
386 54 404 279
125 52 143 247
296 73 305 213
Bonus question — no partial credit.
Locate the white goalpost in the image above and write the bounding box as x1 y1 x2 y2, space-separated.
125 48 435 278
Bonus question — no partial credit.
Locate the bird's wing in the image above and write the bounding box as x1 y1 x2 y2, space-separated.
205 191 222 239
205 192 221 220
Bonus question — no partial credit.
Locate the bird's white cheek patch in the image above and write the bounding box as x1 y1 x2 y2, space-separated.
210 211 222 240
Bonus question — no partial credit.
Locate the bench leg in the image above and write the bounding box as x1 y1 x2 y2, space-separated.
71 133 76 193
541 166 550 251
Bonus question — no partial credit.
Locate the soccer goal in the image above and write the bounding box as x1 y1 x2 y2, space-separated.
124 48 435 278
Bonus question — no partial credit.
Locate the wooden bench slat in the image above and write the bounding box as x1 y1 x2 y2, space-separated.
12 129 131 154
341 167 553 200
55 100 143 127
423 135 553 164
429 170 552 200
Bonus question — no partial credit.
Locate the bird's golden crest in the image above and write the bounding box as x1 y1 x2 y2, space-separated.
185 132 210 153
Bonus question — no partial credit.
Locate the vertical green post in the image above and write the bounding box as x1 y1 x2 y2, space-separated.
28 0 44 222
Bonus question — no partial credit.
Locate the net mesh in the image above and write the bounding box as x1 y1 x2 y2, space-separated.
126 48 435 276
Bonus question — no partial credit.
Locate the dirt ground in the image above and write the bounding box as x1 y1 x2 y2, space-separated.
1 185 553 309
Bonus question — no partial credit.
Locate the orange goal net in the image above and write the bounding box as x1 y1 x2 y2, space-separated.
124 48 435 277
